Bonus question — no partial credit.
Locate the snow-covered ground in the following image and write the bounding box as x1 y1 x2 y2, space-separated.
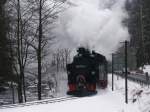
143 65 150 75
1 74 150 112
114 76 150 112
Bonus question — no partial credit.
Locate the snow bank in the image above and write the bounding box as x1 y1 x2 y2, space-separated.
1 74 150 112
143 65 150 75
0 89 139 112
110 74 150 112
1 74 144 112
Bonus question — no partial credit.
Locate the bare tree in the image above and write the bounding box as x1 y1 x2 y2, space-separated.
6 0 34 103
7 0 65 101
26 0 64 100
52 48 71 72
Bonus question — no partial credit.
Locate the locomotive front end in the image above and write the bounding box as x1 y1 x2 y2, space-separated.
66 63 97 96
66 47 108 96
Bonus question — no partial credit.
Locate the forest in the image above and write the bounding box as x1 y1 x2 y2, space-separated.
0 0 150 104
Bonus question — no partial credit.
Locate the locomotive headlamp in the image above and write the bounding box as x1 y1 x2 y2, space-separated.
91 71 95 75
67 71 70 74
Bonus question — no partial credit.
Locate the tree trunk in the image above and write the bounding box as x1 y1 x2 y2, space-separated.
17 0 23 103
11 82 15 104
38 0 42 100
17 77 23 103
22 70 26 102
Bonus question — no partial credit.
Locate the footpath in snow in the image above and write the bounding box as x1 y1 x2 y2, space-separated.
1 74 150 112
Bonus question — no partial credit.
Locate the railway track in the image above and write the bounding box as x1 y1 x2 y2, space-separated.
0 96 78 109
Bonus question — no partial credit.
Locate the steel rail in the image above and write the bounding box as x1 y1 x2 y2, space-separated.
0 96 78 109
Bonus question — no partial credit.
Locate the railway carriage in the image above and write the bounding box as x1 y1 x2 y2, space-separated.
66 47 108 96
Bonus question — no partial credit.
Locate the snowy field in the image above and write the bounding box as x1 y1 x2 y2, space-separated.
1 74 150 112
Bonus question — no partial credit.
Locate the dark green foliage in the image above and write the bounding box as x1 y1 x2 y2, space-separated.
0 0 15 87
143 0 150 64
126 0 150 67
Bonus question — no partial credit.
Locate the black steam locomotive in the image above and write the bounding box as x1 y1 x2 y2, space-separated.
66 47 108 96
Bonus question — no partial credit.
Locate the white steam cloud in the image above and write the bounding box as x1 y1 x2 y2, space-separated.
55 0 129 59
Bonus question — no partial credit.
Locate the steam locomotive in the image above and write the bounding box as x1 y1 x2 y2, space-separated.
66 47 108 96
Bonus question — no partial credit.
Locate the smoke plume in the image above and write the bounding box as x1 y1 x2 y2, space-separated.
55 0 129 59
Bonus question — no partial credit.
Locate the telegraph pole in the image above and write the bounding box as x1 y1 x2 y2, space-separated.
112 53 114 91
121 40 128 104
125 40 128 104
139 4 146 66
